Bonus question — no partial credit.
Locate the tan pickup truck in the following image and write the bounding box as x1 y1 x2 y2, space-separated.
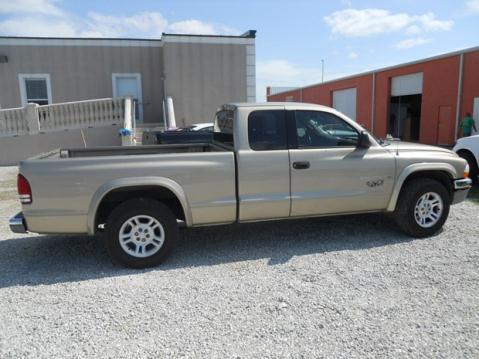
10 102 472 268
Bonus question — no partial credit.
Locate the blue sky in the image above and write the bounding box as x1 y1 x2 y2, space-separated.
1 0 478 100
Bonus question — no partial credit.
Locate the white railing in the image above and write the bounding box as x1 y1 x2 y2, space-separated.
0 107 29 137
0 97 133 137
38 98 124 131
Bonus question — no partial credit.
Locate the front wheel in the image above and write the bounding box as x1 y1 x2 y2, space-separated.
393 178 450 238
104 198 178 268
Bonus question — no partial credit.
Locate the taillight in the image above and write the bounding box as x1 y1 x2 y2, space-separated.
17 174 32 204
464 164 470 178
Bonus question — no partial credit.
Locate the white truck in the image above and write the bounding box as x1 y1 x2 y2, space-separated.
454 134 479 184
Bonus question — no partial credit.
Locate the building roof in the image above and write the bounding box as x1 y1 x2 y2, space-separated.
269 45 479 97
162 30 256 39
0 30 257 47
0 30 256 42
0 35 157 41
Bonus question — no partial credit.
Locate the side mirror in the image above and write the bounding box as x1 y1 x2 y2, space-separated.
357 131 371 148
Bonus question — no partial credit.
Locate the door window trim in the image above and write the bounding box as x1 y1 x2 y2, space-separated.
18 73 52 106
112 73 143 122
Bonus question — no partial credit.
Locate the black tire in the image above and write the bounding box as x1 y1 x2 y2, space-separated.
104 198 178 268
458 151 478 184
393 178 450 238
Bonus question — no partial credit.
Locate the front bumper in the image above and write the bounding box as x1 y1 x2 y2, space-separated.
452 178 472 205
9 212 28 233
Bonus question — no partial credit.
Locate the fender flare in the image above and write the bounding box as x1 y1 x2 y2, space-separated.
86 176 192 235
386 162 458 212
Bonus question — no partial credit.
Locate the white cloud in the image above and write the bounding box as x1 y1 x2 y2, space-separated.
0 1 238 38
256 60 322 101
405 25 422 35
0 0 63 16
0 16 77 37
466 0 479 12
416 12 453 31
85 12 168 38
324 9 411 37
395 37 431 49
324 8 453 37
256 59 356 101
348 52 358 59
168 20 216 35
257 60 318 81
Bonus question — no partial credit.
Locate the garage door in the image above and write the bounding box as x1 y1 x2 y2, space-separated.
332 88 357 121
391 73 423 96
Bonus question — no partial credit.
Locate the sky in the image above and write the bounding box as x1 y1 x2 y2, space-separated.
0 0 478 101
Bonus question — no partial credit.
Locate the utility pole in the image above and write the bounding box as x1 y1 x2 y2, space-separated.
321 59 324 83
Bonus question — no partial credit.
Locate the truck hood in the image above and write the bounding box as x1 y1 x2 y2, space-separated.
391 141 454 155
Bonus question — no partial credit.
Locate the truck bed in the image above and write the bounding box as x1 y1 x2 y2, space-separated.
19 141 237 234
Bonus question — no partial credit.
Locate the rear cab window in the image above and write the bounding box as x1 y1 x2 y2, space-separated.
248 110 287 151
213 109 234 148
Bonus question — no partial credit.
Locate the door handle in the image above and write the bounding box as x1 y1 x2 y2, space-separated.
293 161 310 170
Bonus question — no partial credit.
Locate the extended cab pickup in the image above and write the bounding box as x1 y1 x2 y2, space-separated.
10 103 472 268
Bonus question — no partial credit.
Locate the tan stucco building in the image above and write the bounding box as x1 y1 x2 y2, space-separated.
0 31 256 126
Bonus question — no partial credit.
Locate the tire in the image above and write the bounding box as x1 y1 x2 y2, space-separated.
393 178 450 238
458 151 478 184
104 198 178 268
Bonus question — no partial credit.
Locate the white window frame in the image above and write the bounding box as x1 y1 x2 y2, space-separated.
18 73 52 106
112 73 143 122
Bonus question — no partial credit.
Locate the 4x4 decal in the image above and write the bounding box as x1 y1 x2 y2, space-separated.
366 178 384 188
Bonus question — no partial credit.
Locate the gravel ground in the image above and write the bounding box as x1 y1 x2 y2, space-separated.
0 166 478 358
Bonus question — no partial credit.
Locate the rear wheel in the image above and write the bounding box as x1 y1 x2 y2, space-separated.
393 178 450 238
104 198 178 268
458 151 478 184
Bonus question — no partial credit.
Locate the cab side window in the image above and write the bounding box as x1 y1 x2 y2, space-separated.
248 110 287 150
295 110 358 148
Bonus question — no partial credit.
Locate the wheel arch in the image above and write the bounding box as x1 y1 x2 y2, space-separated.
456 148 478 168
87 177 192 235
387 163 457 212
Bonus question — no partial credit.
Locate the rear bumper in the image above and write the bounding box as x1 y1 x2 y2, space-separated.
452 178 472 205
9 212 28 233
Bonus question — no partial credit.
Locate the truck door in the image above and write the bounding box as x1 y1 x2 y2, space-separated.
237 108 291 221
289 110 395 217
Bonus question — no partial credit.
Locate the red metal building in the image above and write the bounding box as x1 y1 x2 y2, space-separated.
267 47 479 146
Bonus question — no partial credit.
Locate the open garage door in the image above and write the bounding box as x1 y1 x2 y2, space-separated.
389 73 423 141
333 88 357 121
